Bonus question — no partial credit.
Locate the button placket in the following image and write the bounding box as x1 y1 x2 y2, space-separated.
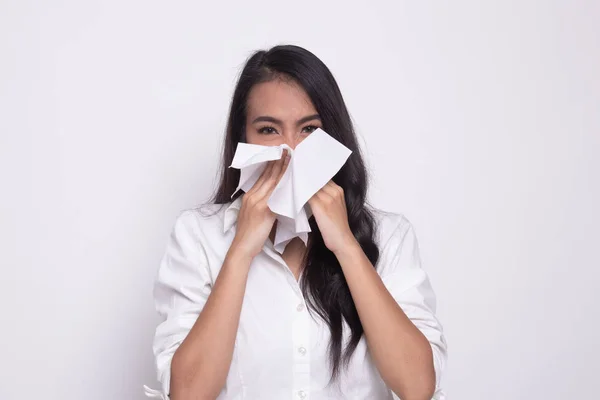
262 244 305 298
292 294 310 399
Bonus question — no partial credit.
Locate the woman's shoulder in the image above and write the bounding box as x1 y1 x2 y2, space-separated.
369 207 425 277
368 206 416 248
167 202 232 242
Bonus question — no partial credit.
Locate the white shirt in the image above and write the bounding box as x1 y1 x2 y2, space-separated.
144 197 447 400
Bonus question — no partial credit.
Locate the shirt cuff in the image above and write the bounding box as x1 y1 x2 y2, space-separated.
143 384 169 399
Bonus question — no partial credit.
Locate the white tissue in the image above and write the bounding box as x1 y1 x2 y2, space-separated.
229 128 352 253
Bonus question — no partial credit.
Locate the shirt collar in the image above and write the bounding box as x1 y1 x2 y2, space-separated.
223 195 243 234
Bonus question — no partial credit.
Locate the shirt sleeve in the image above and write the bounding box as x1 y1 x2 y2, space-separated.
147 210 212 399
379 216 448 400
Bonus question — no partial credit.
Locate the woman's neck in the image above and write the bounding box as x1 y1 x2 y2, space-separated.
270 220 308 281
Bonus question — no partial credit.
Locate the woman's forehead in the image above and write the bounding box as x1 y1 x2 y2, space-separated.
246 80 316 119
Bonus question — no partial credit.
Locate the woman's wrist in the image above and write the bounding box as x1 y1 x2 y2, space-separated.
331 234 362 258
225 244 256 269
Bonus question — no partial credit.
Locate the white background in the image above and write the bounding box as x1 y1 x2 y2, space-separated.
1 1 599 399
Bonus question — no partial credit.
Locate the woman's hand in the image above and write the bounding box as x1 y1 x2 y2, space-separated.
229 149 291 260
307 180 358 254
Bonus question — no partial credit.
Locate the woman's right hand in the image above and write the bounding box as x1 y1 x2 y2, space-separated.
229 149 291 260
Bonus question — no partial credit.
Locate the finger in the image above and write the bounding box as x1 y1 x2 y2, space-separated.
320 181 339 197
247 160 276 195
308 188 328 212
274 149 291 185
315 186 334 201
312 181 340 204
307 191 319 207
317 188 335 204
255 149 289 200
326 180 343 192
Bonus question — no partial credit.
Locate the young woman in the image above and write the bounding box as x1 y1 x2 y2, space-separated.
145 45 447 400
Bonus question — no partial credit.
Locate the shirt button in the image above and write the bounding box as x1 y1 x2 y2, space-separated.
297 390 307 399
296 303 305 312
298 346 307 355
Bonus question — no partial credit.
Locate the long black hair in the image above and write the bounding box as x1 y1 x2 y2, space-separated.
210 45 380 381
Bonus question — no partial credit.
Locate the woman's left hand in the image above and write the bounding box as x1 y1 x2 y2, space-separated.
307 180 358 254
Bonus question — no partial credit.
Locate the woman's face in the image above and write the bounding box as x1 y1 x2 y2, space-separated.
245 79 322 149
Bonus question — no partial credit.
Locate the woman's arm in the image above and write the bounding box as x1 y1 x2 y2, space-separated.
168 152 291 399
334 239 436 400
308 180 445 400
169 250 252 399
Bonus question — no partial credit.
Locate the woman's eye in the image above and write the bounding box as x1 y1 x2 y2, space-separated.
258 126 277 135
302 125 319 134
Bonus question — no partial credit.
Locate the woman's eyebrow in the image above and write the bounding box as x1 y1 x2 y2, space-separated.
252 116 283 124
296 114 321 125
251 114 321 125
